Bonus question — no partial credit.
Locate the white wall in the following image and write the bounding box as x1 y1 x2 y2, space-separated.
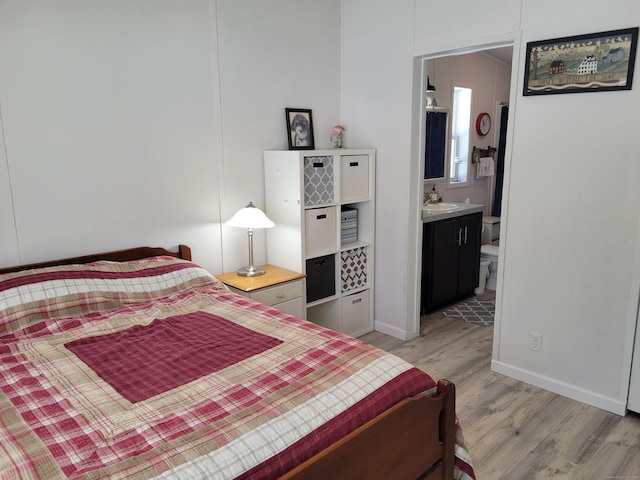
215 0 341 271
0 0 341 275
497 0 640 414
340 0 418 339
0 0 224 272
342 0 640 414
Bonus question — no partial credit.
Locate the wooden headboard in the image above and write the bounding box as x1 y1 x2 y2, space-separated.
0 245 192 275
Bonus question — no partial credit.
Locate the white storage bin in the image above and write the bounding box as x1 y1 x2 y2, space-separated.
305 206 337 257
341 289 370 337
341 155 369 202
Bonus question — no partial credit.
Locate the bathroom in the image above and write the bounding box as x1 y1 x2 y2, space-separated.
420 48 512 301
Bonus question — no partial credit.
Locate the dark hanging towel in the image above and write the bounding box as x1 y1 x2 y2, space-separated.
492 105 508 217
424 110 447 179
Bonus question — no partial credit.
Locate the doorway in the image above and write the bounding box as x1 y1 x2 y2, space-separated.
411 43 516 338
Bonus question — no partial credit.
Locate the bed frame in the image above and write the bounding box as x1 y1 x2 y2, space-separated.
0 245 457 480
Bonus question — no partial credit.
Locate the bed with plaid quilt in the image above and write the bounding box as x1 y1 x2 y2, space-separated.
0 256 474 479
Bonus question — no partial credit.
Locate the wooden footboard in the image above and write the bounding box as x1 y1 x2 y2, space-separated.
281 380 456 480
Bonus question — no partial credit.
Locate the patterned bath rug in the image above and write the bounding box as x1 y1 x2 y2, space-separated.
443 298 495 326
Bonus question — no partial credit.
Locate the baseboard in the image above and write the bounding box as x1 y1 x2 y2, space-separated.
491 360 627 416
373 320 408 340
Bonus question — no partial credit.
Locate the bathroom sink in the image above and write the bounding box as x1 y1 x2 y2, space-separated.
423 203 460 213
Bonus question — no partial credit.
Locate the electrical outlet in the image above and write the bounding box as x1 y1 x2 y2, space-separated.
530 332 542 352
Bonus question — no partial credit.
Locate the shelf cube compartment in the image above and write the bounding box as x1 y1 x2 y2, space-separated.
307 300 340 331
340 206 358 245
341 247 367 292
304 156 334 205
306 254 336 302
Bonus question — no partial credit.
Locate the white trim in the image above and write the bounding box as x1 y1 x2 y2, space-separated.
374 320 410 341
412 31 522 59
410 35 521 343
622 200 640 409
491 36 522 362
491 360 627 416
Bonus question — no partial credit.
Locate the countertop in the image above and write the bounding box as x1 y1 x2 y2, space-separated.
421 202 484 223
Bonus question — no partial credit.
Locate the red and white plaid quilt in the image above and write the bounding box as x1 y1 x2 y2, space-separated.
0 257 474 479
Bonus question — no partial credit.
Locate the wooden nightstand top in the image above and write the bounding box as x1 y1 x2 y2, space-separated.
216 265 305 292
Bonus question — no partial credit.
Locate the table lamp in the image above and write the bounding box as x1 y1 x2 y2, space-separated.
226 201 275 276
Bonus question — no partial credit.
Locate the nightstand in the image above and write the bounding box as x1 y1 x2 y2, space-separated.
216 265 306 319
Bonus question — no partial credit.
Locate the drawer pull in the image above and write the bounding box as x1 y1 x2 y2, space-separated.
276 293 284 299
349 161 359 167
316 214 327 220
352 298 362 304
313 162 324 168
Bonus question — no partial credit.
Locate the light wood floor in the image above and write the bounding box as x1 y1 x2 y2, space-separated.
360 294 640 479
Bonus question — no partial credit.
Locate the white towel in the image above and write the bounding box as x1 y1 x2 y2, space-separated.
477 156 495 178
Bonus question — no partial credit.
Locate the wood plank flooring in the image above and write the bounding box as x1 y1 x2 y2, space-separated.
360 294 640 479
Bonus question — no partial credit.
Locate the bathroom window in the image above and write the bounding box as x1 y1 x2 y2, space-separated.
449 85 472 186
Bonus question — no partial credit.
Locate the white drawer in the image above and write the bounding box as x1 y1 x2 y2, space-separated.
272 297 305 319
248 279 304 306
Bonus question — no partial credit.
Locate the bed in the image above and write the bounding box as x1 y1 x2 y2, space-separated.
0 245 475 479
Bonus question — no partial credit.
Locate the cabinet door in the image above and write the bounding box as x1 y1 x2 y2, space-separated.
423 219 459 311
457 213 482 295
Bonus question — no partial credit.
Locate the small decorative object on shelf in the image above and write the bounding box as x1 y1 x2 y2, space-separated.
331 125 345 148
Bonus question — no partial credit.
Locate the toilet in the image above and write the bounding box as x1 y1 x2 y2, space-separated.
480 244 499 291
480 216 500 291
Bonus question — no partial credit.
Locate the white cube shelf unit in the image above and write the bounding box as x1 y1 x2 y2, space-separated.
264 148 375 337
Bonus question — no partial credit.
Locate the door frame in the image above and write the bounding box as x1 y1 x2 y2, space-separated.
408 35 521 345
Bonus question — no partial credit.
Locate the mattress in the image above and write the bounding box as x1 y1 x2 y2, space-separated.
0 256 474 479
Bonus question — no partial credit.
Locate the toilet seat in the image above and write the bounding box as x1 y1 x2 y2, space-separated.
481 244 499 256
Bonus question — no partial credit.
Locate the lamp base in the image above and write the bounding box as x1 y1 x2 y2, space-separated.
237 265 266 277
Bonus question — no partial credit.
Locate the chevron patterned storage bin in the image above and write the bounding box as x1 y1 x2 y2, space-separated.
341 247 367 292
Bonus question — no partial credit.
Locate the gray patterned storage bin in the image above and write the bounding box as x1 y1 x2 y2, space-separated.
304 156 334 205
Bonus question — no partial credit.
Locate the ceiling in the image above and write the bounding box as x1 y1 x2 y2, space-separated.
485 46 513 65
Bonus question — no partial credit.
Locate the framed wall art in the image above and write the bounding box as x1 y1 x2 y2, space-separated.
285 108 315 150
523 27 638 96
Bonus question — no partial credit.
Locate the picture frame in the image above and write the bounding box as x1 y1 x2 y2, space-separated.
523 27 638 96
285 108 315 150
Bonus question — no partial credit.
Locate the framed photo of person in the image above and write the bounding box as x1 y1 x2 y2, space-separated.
285 108 315 150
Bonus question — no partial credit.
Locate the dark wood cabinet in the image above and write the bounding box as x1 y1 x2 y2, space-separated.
421 212 482 314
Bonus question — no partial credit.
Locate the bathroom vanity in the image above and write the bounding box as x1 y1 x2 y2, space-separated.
421 203 483 314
